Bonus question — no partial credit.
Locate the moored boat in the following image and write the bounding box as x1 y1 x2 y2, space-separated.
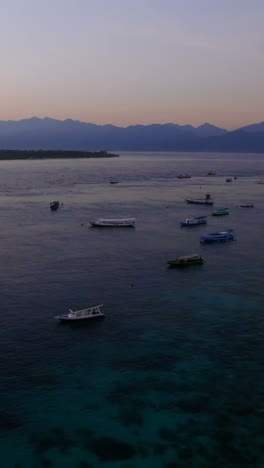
110 178 119 184
55 304 104 321
90 217 136 227
240 203 254 208
50 201 60 210
168 254 204 267
226 178 232 182
212 208 229 216
200 230 235 244
180 215 207 226
207 171 216 176
177 174 192 179
185 193 214 205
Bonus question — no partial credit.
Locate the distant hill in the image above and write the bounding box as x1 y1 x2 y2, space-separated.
0 117 263 152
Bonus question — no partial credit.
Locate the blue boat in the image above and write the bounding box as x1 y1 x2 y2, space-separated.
200 230 235 244
181 216 207 227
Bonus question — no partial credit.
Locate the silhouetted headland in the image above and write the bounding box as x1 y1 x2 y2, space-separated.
0 150 119 160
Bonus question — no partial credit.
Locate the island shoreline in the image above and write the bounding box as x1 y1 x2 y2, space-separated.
0 150 119 160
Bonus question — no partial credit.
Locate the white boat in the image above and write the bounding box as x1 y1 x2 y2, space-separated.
240 203 254 208
55 304 104 321
181 215 207 227
90 217 136 227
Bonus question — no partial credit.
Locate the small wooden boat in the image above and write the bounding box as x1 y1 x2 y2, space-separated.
207 171 216 176
185 193 214 205
181 216 207 227
91 217 136 227
50 201 60 211
200 230 235 244
55 304 104 321
226 178 232 182
240 204 254 208
168 254 204 267
212 208 229 216
177 174 192 179
110 178 119 184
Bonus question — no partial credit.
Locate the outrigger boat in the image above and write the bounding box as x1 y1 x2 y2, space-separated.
168 254 204 267
200 230 235 244
91 217 135 227
240 203 254 208
50 201 60 211
55 304 104 321
212 208 229 216
185 193 214 206
180 215 207 227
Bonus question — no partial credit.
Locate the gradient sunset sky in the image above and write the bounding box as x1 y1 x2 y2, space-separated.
1 0 264 129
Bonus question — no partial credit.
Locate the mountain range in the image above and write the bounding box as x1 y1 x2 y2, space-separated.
0 117 264 152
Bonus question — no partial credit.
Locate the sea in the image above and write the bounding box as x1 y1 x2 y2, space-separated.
0 152 264 468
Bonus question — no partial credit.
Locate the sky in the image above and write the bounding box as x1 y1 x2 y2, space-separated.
0 0 264 129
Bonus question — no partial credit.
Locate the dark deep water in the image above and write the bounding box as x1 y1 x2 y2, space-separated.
0 152 264 467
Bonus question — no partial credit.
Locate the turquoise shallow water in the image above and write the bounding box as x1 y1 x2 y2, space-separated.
0 152 264 467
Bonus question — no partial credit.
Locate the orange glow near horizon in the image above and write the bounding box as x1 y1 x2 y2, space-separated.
0 0 263 131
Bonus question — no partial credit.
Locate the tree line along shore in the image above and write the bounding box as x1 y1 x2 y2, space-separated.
0 150 119 160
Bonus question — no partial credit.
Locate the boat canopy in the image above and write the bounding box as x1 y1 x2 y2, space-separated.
209 231 233 235
69 304 103 313
177 254 201 260
97 218 135 223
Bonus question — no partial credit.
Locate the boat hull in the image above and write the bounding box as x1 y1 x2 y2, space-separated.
91 223 135 228
200 236 234 244
181 221 207 226
55 314 104 321
168 260 203 266
185 199 214 205
212 212 229 216
91 222 135 227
